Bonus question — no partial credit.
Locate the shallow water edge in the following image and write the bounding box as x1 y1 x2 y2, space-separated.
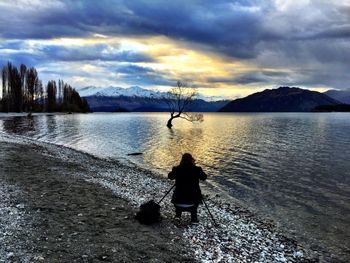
0 131 337 262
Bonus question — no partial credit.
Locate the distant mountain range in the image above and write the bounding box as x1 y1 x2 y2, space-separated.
78 86 163 98
78 86 349 113
78 86 227 101
324 89 350 104
219 86 341 112
79 86 229 112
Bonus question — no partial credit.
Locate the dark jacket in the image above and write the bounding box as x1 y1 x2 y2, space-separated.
168 164 207 205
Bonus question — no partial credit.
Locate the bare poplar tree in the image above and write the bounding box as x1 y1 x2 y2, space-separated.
26 67 39 113
1 62 89 113
46 80 57 112
1 66 8 112
163 81 203 128
19 64 27 111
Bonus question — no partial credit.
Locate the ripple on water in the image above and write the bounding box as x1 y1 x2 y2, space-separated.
0 112 350 260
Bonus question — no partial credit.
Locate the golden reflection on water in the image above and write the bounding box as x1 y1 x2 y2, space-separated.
145 126 205 169
143 113 257 175
1 113 350 260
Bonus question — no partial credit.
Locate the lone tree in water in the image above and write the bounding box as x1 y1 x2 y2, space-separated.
164 81 203 128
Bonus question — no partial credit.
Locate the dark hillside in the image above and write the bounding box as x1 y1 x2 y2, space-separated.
220 87 340 112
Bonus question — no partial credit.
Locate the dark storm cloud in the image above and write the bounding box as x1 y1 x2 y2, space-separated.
288 68 350 89
122 0 265 58
207 71 291 85
0 42 154 66
0 40 42 66
0 41 24 50
118 71 175 86
307 26 350 40
0 0 265 58
206 77 236 84
234 73 273 85
40 44 154 62
114 64 175 86
1 0 349 60
1 0 350 90
116 65 155 74
0 52 41 67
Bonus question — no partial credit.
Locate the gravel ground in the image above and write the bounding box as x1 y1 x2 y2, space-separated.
0 140 193 262
0 132 328 262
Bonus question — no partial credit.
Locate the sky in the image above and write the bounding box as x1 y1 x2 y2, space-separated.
0 0 349 99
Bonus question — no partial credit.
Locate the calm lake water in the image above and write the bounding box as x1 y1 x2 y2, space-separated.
1 112 350 259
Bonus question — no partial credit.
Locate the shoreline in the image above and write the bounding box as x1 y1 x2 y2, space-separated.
0 133 330 262
0 140 193 262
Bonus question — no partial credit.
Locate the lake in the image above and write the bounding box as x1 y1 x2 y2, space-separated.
1 112 349 260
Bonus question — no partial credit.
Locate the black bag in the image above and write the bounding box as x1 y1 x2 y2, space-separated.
135 200 161 225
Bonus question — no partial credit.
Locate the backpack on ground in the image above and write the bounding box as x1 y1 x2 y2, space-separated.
135 200 161 225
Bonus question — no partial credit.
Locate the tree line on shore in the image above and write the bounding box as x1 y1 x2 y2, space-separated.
0 62 90 113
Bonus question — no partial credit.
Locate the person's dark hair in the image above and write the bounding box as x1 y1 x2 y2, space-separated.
180 153 195 166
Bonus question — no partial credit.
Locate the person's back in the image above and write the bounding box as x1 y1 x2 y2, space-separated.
168 153 207 223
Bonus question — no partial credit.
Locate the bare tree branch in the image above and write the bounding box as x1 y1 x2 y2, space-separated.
163 81 204 128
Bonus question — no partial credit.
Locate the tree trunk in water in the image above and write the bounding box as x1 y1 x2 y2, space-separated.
166 117 174 128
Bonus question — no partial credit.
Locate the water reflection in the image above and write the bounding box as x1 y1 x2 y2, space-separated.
145 127 204 171
0 112 350 260
46 115 57 133
2 116 38 135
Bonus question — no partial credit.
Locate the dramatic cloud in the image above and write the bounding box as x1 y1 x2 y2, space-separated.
0 0 349 97
113 64 176 86
40 44 154 62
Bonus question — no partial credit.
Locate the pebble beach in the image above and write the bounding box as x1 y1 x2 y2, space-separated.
0 131 327 262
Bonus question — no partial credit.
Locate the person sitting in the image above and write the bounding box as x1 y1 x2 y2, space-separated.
168 153 207 223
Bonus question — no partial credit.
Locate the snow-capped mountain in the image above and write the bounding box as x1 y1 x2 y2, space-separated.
77 86 164 98
77 86 230 101
77 86 230 112
77 86 103 97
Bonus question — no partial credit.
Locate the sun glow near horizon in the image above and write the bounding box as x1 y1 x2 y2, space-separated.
0 0 349 99
0 34 336 100
18 35 277 98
